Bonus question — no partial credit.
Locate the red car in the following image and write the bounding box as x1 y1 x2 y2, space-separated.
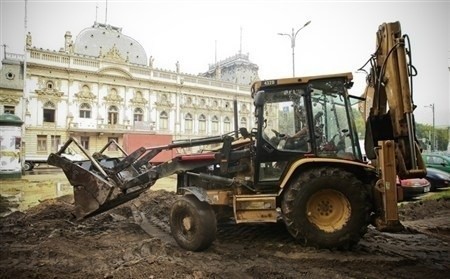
396 177 431 201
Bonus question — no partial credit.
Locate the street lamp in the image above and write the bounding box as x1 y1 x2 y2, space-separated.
278 20 311 77
425 103 435 151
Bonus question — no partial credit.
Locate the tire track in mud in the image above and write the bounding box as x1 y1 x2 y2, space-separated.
140 210 450 270
359 227 450 269
130 204 176 246
133 192 450 276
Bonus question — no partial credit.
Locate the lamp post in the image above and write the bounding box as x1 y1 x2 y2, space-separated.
425 103 435 151
278 20 311 77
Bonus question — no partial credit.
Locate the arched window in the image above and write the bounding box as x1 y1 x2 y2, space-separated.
133 107 144 122
185 113 193 132
211 116 219 133
46 81 54 89
79 103 91 118
198 114 206 133
160 111 168 130
43 101 56 122
224 116 231 132
108 105 118 125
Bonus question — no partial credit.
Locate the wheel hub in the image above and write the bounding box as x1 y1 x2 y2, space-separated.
306 189 351 233
182 216 193 231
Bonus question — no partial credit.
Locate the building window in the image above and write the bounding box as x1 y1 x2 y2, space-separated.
46 81 54 89
37 135 47 152
160 111 168 130
51 135 61 152
43 101 56 122
211 116 219 133
198 114 206 133
4 105 15 114
108 105 118 125
80 136 89 150
79 103 91 118
108 137 118 151
240 117 247 129
5 72 15 80
133 107 143 122
185 113 193 132
224 116 231 132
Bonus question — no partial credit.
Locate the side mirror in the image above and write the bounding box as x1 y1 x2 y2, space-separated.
253 90 265 106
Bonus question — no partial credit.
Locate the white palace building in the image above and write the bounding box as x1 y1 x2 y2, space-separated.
0 22 259 165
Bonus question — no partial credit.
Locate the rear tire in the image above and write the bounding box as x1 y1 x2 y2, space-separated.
281 167 370 250
170 195 217 251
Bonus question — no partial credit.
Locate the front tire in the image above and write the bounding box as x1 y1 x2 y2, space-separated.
23 162 34 171
281 167 370 250
170 195 217 251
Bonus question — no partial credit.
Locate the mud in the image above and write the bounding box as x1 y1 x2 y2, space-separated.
1 190 449 279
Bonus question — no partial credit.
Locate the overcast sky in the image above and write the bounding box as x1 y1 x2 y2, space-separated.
1 0 449 126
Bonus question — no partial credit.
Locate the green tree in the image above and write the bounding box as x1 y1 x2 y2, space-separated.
415 123 449 152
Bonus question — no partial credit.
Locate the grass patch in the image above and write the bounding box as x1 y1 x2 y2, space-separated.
422 188 450 201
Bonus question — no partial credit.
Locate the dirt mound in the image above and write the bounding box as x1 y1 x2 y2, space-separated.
398 197 450 221
1 190 449 279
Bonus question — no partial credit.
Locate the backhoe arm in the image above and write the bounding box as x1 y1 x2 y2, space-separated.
364 21 426 178
362 21 427 230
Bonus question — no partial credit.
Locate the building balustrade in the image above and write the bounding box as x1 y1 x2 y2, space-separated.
5 53 25 60
9 50 251 94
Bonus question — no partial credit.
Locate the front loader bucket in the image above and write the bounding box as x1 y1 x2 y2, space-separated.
48 153 152 219
47 137 159 219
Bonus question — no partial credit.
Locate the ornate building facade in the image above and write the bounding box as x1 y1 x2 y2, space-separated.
200 52 259 85
0 22 257 162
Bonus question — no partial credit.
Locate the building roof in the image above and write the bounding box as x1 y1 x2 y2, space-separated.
73 22 147 66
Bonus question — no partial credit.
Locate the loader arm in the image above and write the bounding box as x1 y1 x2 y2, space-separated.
362 21 427 230
47 134 237 219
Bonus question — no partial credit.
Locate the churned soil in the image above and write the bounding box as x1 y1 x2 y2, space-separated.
1 188 449 279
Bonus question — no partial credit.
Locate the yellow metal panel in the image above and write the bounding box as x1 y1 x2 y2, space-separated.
233 194 278 223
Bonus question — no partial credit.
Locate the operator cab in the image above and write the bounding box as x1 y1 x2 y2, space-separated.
252 73 365 185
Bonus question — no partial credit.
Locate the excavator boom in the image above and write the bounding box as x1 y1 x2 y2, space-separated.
364 21 426 178
362 21 427 229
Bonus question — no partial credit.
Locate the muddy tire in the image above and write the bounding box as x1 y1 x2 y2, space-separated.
170 195 217 251
23 162 34 171
281 167 370 250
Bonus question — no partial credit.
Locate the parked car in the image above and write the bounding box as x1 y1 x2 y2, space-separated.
422 154 450 174
425 167 450 191
396 176 431 200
